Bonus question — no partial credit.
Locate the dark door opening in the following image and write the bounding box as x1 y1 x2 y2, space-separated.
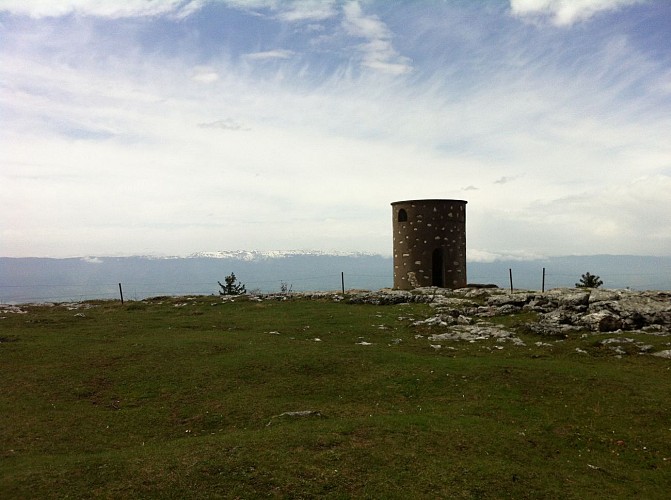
432 248 444 287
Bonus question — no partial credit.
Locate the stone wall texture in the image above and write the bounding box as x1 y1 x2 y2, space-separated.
391 199 467 290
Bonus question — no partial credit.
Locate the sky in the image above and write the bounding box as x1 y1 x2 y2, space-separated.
1 0 670 260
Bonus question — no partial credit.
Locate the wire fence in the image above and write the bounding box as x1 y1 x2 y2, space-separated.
2 269 670 304
0 273 393 304
469 269 671 293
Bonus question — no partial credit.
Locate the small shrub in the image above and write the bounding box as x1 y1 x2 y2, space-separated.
218 273 247 295
575 272 603 288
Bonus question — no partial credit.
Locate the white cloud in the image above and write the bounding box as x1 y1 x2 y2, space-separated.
276 0 338 22
209 0 337 23
197 118 249 131
342 1 412 74
3 34 669 256
510 0 645 26
0 0 204 19
469 174 671 257
1 2 669 258
244 49 295 60
192 67 220 83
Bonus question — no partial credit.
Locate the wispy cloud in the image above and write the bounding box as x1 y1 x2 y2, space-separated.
342 1 412 74
276 1 338 22
197 118 250 131
244 49 295 61
509 0 645 26
494 176 519 185
1 1 669 258
213 0 338 23
0 0 204 19
192 67 219 83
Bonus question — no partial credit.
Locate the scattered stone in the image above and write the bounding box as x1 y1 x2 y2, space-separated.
456 315 472 325
413 316 448 327
64 302 94 310
466 283 499 289
428 324 520 343
652 350 671 359
266 410 323 426
0 305 27 314
505 337 526 346
495 304 522 315
347 290 417 305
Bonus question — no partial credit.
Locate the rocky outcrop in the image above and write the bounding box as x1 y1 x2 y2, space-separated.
345 286 671 351
397 287 671 357
244 287 670 357
257 287 671 337
392 287 669 335
485 288 671 334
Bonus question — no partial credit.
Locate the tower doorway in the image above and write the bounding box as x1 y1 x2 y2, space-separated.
432 248 444 287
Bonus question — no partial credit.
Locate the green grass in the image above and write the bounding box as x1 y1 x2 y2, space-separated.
1 296 670 498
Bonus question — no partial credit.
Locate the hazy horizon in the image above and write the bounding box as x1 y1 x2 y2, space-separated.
2 253 671 304
5 249 671 263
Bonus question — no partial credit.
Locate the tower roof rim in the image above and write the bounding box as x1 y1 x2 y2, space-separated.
391 199 468 205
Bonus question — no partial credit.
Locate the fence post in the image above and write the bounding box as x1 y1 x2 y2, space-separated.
542 267 546 293
341 272 345 294
119 283 124 304
509 268 513 293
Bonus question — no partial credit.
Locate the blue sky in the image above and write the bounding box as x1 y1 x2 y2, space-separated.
1 0 670 259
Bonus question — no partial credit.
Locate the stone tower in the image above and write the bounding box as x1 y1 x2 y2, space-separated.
391 199 467 290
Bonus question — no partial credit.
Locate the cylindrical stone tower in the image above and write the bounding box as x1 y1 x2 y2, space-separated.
392 199 467 290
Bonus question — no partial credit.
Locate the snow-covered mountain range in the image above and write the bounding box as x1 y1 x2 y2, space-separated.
188 250 383 260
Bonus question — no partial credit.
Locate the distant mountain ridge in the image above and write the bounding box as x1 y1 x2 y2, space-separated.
188 250 383 261
1 252 670 303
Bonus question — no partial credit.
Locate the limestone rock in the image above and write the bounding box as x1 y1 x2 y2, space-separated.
558 291 590 310
580 311 624 332
487 293 531 307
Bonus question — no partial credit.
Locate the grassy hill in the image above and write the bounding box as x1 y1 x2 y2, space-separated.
1 295 670 498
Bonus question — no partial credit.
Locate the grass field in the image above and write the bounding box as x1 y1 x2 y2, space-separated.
1 295 670 498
